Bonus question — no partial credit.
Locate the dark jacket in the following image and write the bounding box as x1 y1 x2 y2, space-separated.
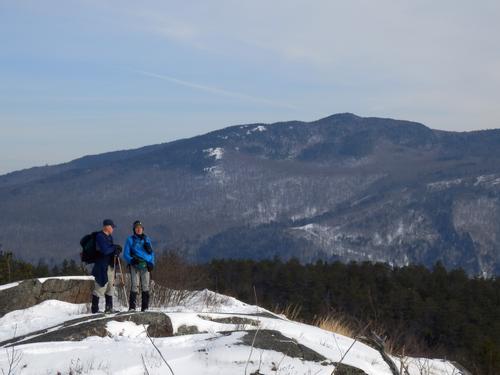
91 231 116 286
123 234 155 267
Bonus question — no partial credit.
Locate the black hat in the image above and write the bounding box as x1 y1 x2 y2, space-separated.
133 220 144 234
103 219 116 228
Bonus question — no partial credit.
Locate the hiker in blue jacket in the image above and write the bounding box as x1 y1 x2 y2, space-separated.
91 219 122 314
123 220 155 311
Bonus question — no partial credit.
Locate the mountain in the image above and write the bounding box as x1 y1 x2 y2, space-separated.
1 113 500 275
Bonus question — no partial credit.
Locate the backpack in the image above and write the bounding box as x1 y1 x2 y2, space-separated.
80 231 99 263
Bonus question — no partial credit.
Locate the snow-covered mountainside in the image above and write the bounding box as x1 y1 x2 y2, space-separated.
0 279 465 375
2 113 500 274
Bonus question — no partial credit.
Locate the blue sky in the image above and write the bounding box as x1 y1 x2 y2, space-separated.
1 1 499 174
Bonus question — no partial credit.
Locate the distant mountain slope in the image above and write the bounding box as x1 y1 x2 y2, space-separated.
1 113 500 275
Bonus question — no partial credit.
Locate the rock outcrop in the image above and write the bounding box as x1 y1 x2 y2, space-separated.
239 330 367 374
0 277 93 317
1 311 173 347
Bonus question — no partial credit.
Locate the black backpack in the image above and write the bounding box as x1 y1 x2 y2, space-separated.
80 231 99 263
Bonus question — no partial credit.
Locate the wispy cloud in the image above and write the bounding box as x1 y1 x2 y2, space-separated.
135 70 296 110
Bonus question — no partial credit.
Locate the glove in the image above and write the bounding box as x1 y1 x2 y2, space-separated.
147 263 154 272
131 257 139 265
144 242 153 254
114 245 122 256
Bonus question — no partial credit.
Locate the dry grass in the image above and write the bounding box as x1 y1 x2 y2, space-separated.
149 282 192 308
272 303 357 340
313 314 357 339
272 303 303 321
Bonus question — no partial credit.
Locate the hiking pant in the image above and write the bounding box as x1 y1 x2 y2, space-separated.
92 266 115 298
130 266 150 293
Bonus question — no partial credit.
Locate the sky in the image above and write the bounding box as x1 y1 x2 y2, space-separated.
1 0 499 175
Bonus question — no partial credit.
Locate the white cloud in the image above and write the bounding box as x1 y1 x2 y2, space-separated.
136 70 296 110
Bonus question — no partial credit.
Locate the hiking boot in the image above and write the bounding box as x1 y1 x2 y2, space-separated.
104 294 118 314
141 291 150 312
129 291 137 311
91 295 100 314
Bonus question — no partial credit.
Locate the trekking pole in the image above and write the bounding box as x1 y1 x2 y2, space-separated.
114 256 129 308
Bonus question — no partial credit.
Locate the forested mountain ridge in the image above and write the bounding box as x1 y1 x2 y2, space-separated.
2 113 500 275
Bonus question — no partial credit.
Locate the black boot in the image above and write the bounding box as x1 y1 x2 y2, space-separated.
141 291 150 312
91 295 100 314
129 291 137 311
104 294 116 314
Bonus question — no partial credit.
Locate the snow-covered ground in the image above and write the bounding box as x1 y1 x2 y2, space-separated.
0 288 464 375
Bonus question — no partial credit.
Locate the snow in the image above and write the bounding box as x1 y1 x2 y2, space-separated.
246 125 267 134
0 300 88 342
166 289 269 315
37 276 94 283
290 206 319 221
474 174 500 186
427 178 463 191
203 165 227 184
0 284 464 375
203 147 224 160
0 281 19 291
106 321 147 339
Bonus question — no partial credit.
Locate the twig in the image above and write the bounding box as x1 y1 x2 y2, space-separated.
142 324 175 375
244 326 261 375
245 284 262 375
331 322 371 375
1 324 23 375
141 354 150 375
253 285 258 314
331 337 359 375
276 352 287 371
358 331 400 375
258 350 264 372
331 333 344 358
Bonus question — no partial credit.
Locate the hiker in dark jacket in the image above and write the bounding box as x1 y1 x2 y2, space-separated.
123 220 155 311
91 219 122 313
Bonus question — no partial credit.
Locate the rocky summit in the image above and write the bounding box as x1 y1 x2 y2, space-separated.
0 277 467 374
1 113 500 275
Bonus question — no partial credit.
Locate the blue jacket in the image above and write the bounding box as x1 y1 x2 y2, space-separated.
123 234 155 267
92 231 116 286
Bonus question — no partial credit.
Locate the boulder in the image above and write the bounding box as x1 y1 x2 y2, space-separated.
0 277 94 317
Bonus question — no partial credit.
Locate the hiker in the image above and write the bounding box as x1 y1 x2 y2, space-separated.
123 220 155 312
91 219 122 313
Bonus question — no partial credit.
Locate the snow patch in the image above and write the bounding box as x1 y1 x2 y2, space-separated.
0 281 20 291
246 125 267 134
0 300 88 342
106 321 147 339
290 207 318 221
37 276 94 283
427 178 463 191
203 165 227 184
203 147 224 160
474 174 500 187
